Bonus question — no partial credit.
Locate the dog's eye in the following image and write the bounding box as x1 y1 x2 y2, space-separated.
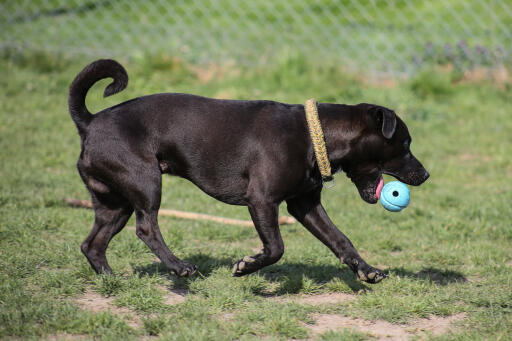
403 140 410 149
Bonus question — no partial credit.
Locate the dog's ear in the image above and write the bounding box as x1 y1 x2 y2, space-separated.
370 106 396 139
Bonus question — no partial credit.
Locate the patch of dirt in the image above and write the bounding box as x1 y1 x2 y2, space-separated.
190 63 240 84
409 314 466 336
220 312 235 321
460 65 510 87
308 313 466 340
75 291 140 328
43 334 89 340
366 78 397 88
214 90 235 99
269 292 357 306
160 286 187 305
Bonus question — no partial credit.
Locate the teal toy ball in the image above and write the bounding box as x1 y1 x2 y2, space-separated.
379 181 410 212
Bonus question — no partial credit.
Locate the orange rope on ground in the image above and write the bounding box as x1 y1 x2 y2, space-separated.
64 198 296 227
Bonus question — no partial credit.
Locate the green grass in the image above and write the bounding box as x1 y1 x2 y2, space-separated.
0 52 511 340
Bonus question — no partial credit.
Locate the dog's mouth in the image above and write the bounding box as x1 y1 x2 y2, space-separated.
366 175 383 203
351 174 383 204
350 163 429 204
375 176 384 199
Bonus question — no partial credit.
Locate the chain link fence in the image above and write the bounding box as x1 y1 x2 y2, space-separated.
1 0 511 75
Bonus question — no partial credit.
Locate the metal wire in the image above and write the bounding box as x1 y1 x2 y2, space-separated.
1 0 510 75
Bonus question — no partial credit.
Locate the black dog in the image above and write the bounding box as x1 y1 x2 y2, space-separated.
69 60 429 284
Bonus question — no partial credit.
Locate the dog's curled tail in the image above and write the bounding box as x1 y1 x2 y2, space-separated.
68 59 128 136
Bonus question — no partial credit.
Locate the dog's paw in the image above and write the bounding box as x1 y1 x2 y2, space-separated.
344 257 386 284
232 256 259 277
356 265 386 284
173 262 197 277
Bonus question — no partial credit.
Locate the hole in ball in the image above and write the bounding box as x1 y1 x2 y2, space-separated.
392 191 399 197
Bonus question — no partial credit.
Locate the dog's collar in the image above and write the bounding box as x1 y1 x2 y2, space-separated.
304 98 333 183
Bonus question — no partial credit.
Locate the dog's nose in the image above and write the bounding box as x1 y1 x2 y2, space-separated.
423 170 430 181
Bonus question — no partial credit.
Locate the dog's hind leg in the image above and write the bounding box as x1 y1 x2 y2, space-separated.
81 192 133 274
286 189 386 284
232 202 284 276
134 209 197 276
121 165 197 277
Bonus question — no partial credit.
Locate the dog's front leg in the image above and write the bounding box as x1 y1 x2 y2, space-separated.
232 202 284 276
286 189 386 284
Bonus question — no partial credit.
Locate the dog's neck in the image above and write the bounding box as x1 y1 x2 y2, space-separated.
304 99 333 182
316 103 362 176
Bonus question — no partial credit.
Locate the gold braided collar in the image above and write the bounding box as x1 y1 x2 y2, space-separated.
304 98 333 182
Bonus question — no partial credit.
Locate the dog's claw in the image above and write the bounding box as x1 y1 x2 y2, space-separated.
175 263 197 277
232 260 246 276
232 256 260 277
354 263 386 284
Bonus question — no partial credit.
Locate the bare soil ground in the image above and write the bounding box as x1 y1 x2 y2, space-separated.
75 291 141 328
74 290 464 340
271 292 357 305
308 313 466 340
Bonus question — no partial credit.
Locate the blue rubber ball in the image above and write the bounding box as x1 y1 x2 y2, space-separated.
380 181 410 212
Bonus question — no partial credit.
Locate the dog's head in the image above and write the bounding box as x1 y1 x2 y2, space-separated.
341 104 429 204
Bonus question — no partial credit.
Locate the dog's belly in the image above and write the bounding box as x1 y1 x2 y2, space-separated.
187 176 249 205
158 156 250 205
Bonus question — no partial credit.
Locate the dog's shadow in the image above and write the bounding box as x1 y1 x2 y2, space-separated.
260 262 369 295
133 253 235 290
388 267 467 285
134 256 468 296
134 254 368 294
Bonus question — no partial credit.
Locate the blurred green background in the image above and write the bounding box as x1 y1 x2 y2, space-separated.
2 0 512 74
